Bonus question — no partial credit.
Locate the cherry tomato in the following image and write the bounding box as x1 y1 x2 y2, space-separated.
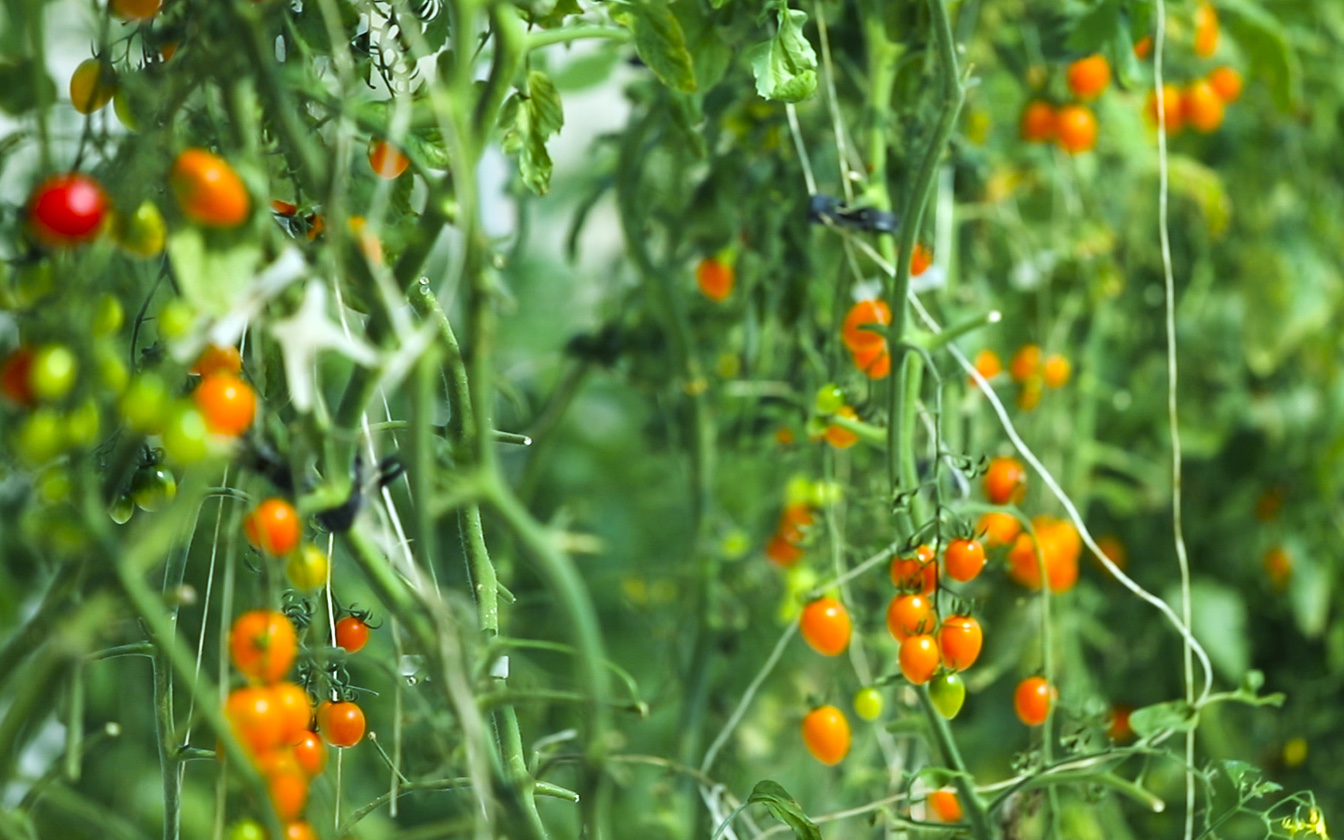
937 615 983 671
1066 54 1110 101
823 406 859 449
69 58 115 114
1145 84 1185 134
130 466 177 511
1207 66 1243 103
335 615 371 653
118 372 170 433
193 373 256 436
1042 353 1071 388
368 139 410 179
971 349 1001 382
92 294 125 337
1014 675 1055 726
15 408 64 465
1 347 36 406
27 174 109 247
799 597 851 656
1108 704 1134 743
841 299 890 352
318 700 366 748
109 492 136 524
776 502 815 544
111 0 163 19
244 498 302 556
1193 1 1218 57
983 456 1026 505
292 730 327 776
1053 104 1098 155
928 789 963 823
695 256 734 302
112 200 166 257
268 768 309 821
1007 344 1040 384
171 148 251 229
191 346 243 380
1182 79 1225 133
886 593 935 642
1263 546 1292 590
899 634 940 685
284 821 317 840
1133 35 1153 59
853 687 883 721
286 544 329 591
27 344 77 402
271 199 299 216
929 671 966 719
944 538 985 583
157 299 196 341
800 705 850 765
910 243 933 276
764 534 803 566
225 686 284 755
890 544 936 594
1007 517 1080 593
229 819 267 840
849 341 891 379
230 610 297 684
1254 487 1283 522
270 681 312 746
1019 100 1055 143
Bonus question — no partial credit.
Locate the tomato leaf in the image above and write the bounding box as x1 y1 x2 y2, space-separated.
1066 0 1122 54
613 1 698 93
499 70 565 195
1127 700 1198 738
743 780 823 840
0 57 53 116
1217 0 1300 111
166 228 262 317
747 7 818 103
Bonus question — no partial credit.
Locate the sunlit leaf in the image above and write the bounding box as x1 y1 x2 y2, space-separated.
747 7 817 103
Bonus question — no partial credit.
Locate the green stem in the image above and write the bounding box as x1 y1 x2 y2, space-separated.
916 686 998 840
525 26 630 52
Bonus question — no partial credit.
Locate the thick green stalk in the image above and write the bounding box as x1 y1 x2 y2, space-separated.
916 687 998 840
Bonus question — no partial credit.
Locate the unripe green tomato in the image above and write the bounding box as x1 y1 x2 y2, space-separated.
119 372 169 432
96 345 129 394
92 293 125 336
109 492 135 524
854 687 883 721
114 201 165 258
929 672 966 719
161 400 209 464
809 481 844 507
814 383 845 414
63 399 101 448
157 299 195 341
112 87 137 131
785 475 813 505
30 344 78 402
17 408 65 465
228 819 267 840
36 466 72 505
131 465 176 511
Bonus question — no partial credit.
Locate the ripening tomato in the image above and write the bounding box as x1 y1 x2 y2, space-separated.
890 544 937 594
695 256 734 302
887 593 935 641
983 456 1027 505
776 502 815 544
69 59 116 114
765 533 804 566
801 705 850 765
929 789 963 823
225 686 285 755
1 347 36 406
823 406 860 449
1020 100 1055 143
841 299 890 352
849 341 891 379
899 634 940 685
971 349 1001 382
910 243 933 276
192 344 242 378
1193 2 1219 57
194 373 256 436
1007 517 1080 593
1207 66 1243 103
268 769 309 821
292 731 327 776
244 498 301 556
230 610 297 684
853 687 883 721
1108 704 1134 743
318 700 366 747
977 511 1021 549
269 681 312 746
1182 79 1225 133
944 538 985 583
1263 546 1292 590
171 148 251 229
1053 104 1098 155
937 615 983 671
928 671 966 718
335 615 371 653
1008 344 1040 383
286 545 328 591
230 819 267 840
1042 353 1071 388
28 174 109 247
1066 54 1110 101
1145 84 1185 134
111 0 163 19
368 139 410 179
1014 676 1055 726
1133 35 1152 59
284 821 317 840
799 597 851 656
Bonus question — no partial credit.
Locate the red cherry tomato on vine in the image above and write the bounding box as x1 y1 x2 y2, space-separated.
243 498 301 556
1066 54 1111 101
1020 101 1055 143
899 635 940 685
800 705 850 765
1014 675 1055 726
977 511 1021 548
318 700 366 747
193 373 256 436
27 174 109 247
944 538 985 583
799 597 851 656
335 615 371 653
937 615 983 671
886 593 935 642
229 610 297 684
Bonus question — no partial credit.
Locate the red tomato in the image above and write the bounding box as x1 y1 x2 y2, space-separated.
229 610 297 684
910 243 933 276
335 615 371 653
937 615 983 671
1108 704 1134 743
1207 66 1243 103
1066 55 1111 101
1054 104 1098 155
800 705 850 765
764 533 804 566
27 174 109 247
1007 517 1080 593
799 597 851 656
317 700 366 748
1014 675 1055 726
695 257 734 302
0 347 36 406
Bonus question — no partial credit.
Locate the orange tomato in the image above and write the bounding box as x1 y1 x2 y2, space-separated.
229 610 297 684
1254 487 1283 522
368 139 410 179
765 534 803 566
111 0 163 19
776 502 815 544
983 456 1027 505
841 299 890 352
910 243 933 276
1207 66 1243 103
971 349 1001 382
1182 79 1225 133
292 731 327 776
1066 54 1111 101
823 406 860 449
191 344 242 378
171 148 251 229
943 538 985 583
890 544 937 594
801 705 850 765
193 373 256 436
928 789 963 823
1193 2 1219 57
898 634 939 684
1019 100 1055 143
317 700 366 748
937 615 983 671
695 256 734 302
1145 84 1185 135
1008 344 1041 383
1053 104 1098 154
849 341 891 379
1133 35 1153 59
269 681 312 746
977 511 1021 548
1014 675 1055 725
267 769 309 821
270 199 299 216
335 615 372 653
886 593 935 642
799 597 852 656
284 822 317 840
1263 546 1292 590
1108 704 1134 743
1042 353 1071 388
1007 517 1080 593
225 686 284 755
243 498 302 556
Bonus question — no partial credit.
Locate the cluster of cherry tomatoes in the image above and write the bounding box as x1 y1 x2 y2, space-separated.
1138 5 1243 135
1019 52 1108 155
972 343 1070 411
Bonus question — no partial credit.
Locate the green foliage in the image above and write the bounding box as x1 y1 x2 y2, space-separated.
747 5 818 103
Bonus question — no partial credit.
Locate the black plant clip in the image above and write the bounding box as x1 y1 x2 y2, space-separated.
807 194 900 234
